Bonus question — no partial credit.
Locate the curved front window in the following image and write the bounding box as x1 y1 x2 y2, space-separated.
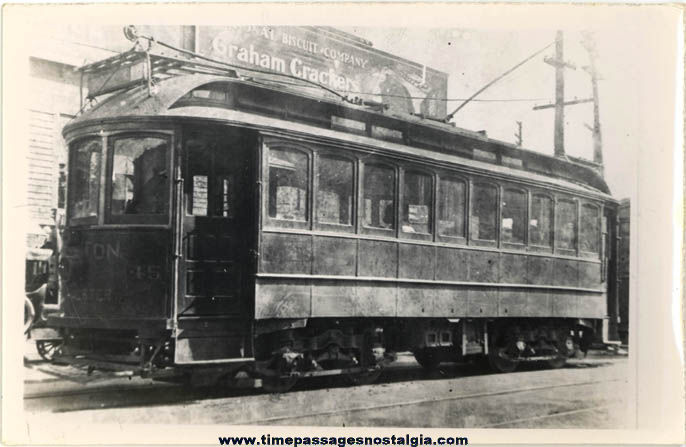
68 138 102 223
107 134 171 224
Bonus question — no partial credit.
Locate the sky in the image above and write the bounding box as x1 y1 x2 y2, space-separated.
32 21 667 202
342 27 642 200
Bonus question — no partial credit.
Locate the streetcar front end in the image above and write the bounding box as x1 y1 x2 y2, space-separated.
51 127 178 372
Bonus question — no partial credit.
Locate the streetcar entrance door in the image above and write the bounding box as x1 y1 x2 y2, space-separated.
175 127 254 363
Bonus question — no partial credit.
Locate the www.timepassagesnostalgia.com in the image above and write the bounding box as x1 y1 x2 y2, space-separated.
219 434 468 447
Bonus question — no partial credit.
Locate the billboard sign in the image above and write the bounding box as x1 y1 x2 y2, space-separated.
197 26 448 119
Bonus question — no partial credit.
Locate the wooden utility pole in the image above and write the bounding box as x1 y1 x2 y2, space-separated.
514 121 523 147
534 31 604 175
553 32 565 157
533 97 593 110
541 31 576 157
581 32 604 168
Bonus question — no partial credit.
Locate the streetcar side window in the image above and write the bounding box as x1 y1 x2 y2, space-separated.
501 188 527 244
362 164 395 230
316 156 353 226
529 194 553 247
109 136 170 222
580 203 600 253
402 171 432 234
470 183 497 241
268 148 309 222
555 199 577 250
438 177 466 238
68 137 102 222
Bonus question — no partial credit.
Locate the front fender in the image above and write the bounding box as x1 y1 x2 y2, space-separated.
26 283 47 309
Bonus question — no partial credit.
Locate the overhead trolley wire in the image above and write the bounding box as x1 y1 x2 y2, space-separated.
93 27 556 120
338 91 551 103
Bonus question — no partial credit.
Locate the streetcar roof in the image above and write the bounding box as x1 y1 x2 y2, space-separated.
65 73 614 200
172 106 614 200
70 73 498 142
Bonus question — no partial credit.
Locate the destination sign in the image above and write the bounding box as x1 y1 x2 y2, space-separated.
197 26 448 119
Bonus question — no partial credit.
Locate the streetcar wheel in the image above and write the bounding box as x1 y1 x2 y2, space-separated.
546 356 567 369
261 374 298 393
346 368 382 386
414 349 441 371
36 340 62 362
547 336 574 369
488 347 520 373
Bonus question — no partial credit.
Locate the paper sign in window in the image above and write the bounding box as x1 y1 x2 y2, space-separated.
276 186 306 221
408 204 429 224
379 199 394 228
317 190 341 223
192 175 208 216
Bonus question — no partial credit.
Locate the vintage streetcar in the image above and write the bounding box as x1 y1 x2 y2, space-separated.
49 29 620 391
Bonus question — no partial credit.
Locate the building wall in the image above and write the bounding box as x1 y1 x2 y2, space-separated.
27 58 80 226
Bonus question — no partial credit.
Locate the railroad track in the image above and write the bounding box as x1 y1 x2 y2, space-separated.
481 404 616 428
24 359 606 402
25 376 623 424
25 358 625 420
24 381 262 413
236 377 624 425
24 382 175 401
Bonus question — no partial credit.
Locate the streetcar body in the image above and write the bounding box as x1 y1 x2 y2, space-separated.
51 48 619 386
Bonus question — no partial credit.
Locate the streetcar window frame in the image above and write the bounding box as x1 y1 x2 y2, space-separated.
579 201 601 258
500 186 528 248
528 192 554 253
314 151 356 233
67 136 103 226
400 168 434 241
104 132 173 226
257 137 605 262
469 181 499 247
264 144 312 230
360 161 398 237
436 174 467 244
554 197 579 255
